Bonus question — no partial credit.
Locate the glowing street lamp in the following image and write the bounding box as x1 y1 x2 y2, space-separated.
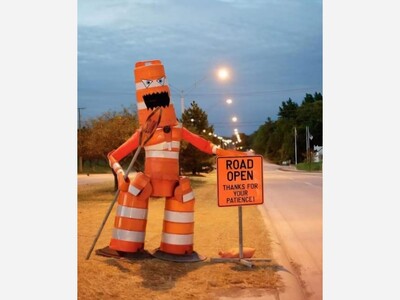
232 116 238 122
178 67 230 117
226 98 233 105
217 68 229 80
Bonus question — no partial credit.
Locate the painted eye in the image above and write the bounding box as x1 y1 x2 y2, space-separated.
156 77 165 85
142 79 153 88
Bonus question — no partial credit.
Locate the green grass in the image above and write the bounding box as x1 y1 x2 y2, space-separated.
296 161 322 171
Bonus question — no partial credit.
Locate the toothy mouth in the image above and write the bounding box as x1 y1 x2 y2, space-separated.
143 91 170 110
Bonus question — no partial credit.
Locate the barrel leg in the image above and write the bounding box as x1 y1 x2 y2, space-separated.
109 191 149 252
157 177 203 260
97 173 153 258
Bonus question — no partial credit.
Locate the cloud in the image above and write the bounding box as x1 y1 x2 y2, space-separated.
78 0 322 135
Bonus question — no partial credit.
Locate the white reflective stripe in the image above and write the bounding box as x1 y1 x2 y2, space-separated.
183 191 194 202
162 233 193 245
145 141 180 151
212 145 217 154
116 169 124 174
128 184 141 196
112 162 122 172
146 150 179 159
112 228 145 242
136 82 146 90
117 206 148 219
173 123 182 128
164 210 194 223
135 78 168 90
137 102 147 110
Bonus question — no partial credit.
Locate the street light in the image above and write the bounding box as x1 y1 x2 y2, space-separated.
217 68 229 80
226 98 233 105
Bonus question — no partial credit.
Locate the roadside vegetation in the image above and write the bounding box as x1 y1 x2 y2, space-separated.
78 92 323 179
250 92 322 165
296 161 322 172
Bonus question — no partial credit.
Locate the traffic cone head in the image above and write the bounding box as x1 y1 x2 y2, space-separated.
134 60 177 127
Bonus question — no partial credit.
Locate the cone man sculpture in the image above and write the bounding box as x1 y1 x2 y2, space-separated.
96 60 248 262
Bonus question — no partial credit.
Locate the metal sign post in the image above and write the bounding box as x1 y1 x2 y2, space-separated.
210 155 271 267
239 205 243 259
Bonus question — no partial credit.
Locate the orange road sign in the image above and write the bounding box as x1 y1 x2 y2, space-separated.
216 155 264 207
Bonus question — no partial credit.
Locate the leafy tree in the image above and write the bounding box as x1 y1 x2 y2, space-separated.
313 92 322 101
278 98 299 120
77 125 90 167
77 105 139 189
276 98 299 162
84 107 138 161
302 93 315 104
296 93 323 160
249 117 275 157
180 101 215 175
271 119 294 162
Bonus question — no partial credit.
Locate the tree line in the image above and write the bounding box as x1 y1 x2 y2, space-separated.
77 92 322 174
249 92 322 164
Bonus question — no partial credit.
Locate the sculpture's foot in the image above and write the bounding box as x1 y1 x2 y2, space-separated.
151 248 207 262
95 246 153 260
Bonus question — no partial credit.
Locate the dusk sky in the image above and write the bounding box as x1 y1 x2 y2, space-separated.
78 0 322 137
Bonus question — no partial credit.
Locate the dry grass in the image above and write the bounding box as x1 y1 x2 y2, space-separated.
78 172 284 299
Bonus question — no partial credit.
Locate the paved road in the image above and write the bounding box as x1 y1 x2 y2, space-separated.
262 161 322 300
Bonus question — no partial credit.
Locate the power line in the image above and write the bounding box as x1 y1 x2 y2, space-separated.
211 121 266 125
170 87 321 97
79 87 321 97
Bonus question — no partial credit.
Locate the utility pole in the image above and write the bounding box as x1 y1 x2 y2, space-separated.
180 90 185 117
305 126 309 163
294 127 298 165
78 107 86 173
78 107 86 130
306 126 314 168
